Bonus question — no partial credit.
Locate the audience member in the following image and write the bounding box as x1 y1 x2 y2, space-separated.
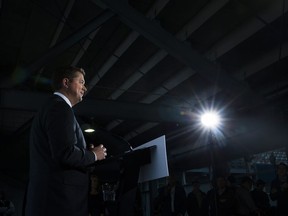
203 175 236 216
154 175 187 216
88 174 104 216
235 176 259 216
270 162 288 216
251 179 271 216
227 174 238 191
186 180 206 216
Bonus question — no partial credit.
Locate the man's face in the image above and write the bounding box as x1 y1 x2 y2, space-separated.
66 72 87 106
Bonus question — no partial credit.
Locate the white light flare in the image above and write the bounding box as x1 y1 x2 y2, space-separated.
201 111 220 129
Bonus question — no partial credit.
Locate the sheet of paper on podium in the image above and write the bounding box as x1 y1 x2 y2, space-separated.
133 135 169 183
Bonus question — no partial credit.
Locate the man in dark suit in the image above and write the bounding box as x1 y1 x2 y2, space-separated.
154 175 187 216
25 66 107 216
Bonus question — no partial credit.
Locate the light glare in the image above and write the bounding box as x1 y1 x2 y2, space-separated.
84 128 95 133
201 112 220 128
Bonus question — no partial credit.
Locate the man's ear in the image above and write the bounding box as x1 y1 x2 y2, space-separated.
63 78 69 88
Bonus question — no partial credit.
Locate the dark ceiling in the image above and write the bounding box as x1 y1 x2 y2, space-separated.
1 0 288 181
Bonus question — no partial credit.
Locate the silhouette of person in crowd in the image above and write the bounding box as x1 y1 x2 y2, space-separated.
270 162 288 216
251 179 271 216
154 175 187 216
186 180 206 216
234 176 259 216
88 174 104 216
203 175 236 216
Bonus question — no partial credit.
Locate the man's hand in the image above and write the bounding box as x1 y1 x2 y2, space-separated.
90 144 107 161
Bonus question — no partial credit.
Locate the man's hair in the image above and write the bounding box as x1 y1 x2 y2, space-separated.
51 66 85 90
278 162 288 168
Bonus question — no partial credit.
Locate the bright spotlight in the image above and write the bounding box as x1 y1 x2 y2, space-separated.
201 112 220 129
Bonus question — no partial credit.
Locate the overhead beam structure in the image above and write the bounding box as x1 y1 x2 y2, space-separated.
91 0 266 108
20 10 114 80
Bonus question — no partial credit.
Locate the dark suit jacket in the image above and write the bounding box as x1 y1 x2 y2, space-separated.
156 184 187 216
25 95 96 216
186 190 206 216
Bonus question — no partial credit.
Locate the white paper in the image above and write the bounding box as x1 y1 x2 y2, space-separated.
133 135 169 183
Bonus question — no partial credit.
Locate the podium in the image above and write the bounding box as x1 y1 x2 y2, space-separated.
91 146 154 216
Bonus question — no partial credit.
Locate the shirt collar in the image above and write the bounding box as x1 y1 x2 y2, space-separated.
54 92 72 107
